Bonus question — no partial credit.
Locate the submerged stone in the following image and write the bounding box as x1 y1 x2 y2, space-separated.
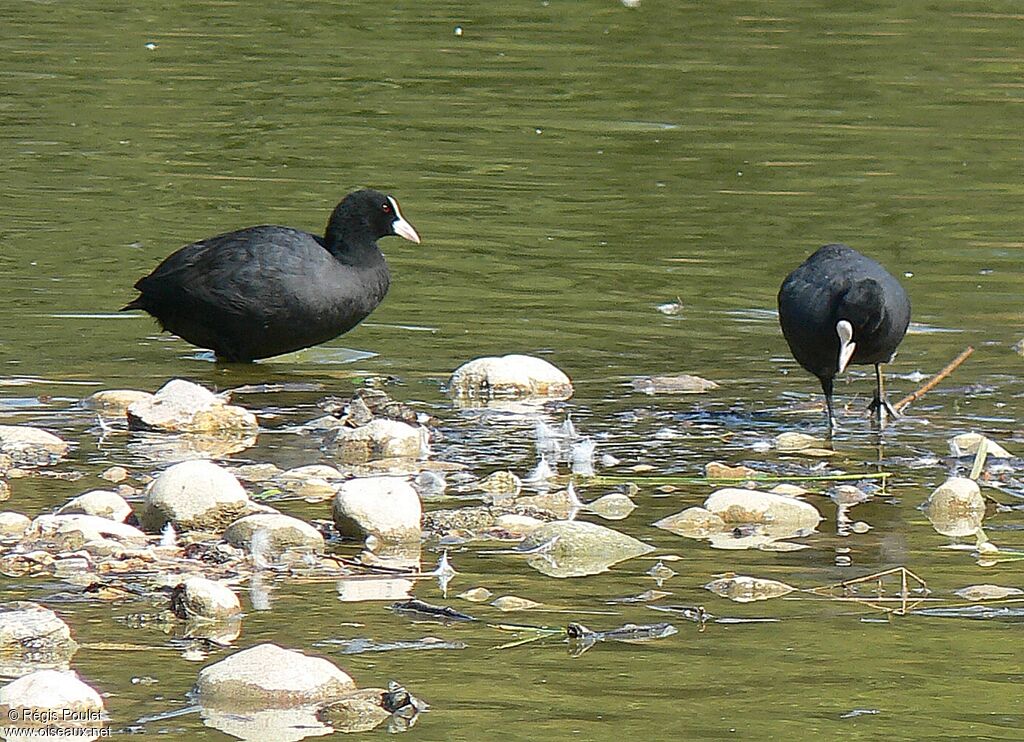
316 688 392 733
0 602 79 674
953 584 1024 601
704 575 797 602
519 520 654 578
775 432 834 457
589 491 634 521
631 374 719 395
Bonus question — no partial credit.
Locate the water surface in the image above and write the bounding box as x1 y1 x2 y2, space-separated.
2 2 1024 739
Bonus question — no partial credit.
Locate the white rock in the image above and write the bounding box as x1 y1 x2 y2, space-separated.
326 418 428 461
332 477 422 542
449 354 573 399
173 577 242 620
0 669 104 717
0 425 69 465
924 476 986 538
950 432 1013 459
0 511 30 537
56 490 132 522
704 488 823 531
140 460 252 533
195 643 354 708
29 514 148 548
127 378 258 434
224 513 325 556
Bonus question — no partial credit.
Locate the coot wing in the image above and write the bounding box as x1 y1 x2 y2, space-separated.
133 226 326 319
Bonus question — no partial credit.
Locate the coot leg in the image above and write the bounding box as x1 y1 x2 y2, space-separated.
868 363 901 425
820 376 839 431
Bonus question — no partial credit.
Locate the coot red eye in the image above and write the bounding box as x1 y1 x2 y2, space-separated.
382 202 391 213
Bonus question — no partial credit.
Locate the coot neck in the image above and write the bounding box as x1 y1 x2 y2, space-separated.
322 224 385 267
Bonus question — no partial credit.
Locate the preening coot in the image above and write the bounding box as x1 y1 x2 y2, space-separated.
123 189 420 362
777 243 911 429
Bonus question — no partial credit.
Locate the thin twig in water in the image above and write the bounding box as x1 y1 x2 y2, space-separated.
894 346 974 413
806 566 928 615
588 472 889 486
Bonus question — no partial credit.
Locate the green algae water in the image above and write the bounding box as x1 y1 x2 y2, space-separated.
2 2 1024 739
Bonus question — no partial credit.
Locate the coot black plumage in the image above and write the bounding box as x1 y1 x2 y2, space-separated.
777 243 911 429
123 189 420 362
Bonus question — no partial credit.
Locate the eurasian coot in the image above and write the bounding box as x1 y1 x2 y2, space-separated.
777 243 911 429
123 189 420 361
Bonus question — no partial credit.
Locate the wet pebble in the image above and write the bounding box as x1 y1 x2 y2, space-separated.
704 488 822 531
99 465 129 483
172 577 242 621
414 470 447 498
950 432 1013 458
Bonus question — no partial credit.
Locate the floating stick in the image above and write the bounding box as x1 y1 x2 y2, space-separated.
894 346 974 413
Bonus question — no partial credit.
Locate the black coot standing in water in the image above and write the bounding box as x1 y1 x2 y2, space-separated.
777 243 911 430
123 189 420 362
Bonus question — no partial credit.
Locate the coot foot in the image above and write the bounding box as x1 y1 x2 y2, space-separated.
867 364 900 426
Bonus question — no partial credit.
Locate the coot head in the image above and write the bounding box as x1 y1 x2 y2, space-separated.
326 188 420 247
